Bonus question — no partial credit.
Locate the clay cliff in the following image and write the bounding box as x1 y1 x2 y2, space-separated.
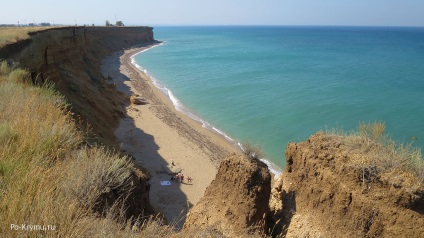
184 155 272 237
185 132 423 237
0 26 155 220
270 132 424 237
0 26 154 146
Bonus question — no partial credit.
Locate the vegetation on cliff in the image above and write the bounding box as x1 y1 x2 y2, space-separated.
331 122 424 185
0 64 154 237
270 123 424 237
0 27 53 47
0 64 212 237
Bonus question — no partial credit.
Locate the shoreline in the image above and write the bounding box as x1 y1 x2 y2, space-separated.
130 43 283 176
129 43 241 153
101 43 239 228
126 44 239 160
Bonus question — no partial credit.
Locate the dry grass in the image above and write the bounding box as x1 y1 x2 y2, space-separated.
0 27 54 47
327 122 424 188
0 68 131 237
242 141 265 161
1 65 261 237
358 121 386 141
0 60 10 74
8 68 31 83
62 147 133 210
0 68 88 237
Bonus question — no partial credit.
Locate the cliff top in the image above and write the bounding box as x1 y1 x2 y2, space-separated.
270 123 424 237
0 27 55 47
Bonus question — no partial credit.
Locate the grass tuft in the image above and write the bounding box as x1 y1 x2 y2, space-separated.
8 68 31 84
328 121 424 187
242 141 265 161
0 122 18 145
0 60 11 75
358 121 386 141
62 147 133 211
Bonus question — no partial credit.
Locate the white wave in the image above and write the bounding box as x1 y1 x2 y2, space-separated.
260 159 282 176
130 44 283 177
130 42 164 60
238 142 245 151
167 88 184 111
212 127 235 142
237 142 282 176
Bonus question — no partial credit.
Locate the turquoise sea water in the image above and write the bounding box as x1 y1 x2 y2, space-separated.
134 26 424 174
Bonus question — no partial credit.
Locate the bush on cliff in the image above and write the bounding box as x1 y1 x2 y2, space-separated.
242 141 265 161
329 121 424 185
0 60 10 74
8 68 31 83
0 68 148 237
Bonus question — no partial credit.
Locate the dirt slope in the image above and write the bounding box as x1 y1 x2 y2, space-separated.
270 132 424 237
184 155 271 237
0 26 156 219
0 26 154 146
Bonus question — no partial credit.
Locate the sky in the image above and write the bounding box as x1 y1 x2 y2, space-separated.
1 0 424 27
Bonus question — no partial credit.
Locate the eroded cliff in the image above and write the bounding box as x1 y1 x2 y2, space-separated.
0 26 156 220
184 155 272 237
270 132 424 237
0 26 154 146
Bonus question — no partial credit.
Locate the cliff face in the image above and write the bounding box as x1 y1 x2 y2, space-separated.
184 155 271 237
0 26 154 146
270 132 424 237
0 26 155 220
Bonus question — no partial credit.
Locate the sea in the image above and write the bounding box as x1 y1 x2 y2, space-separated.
133 26 424 175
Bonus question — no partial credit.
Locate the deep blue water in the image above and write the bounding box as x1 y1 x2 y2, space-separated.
134 26 424 174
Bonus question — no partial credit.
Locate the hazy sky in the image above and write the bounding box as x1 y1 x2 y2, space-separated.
2 0 424 27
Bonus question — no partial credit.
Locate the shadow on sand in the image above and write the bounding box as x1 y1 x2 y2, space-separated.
101 49 192 229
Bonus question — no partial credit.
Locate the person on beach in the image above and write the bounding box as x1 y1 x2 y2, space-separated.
181 174 184 183
187 176 193 184
171 159 175 166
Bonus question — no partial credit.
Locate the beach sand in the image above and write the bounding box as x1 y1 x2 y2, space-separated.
101 45 238 228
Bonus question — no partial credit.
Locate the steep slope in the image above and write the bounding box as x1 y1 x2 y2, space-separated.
0 26 154 146
184 155 272 237
0 26 156 221
270 132 424 237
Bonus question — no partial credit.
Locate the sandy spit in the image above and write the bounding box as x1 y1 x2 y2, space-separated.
101 44 238 228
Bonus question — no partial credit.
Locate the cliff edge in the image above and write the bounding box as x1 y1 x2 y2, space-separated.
0 26 154 146
270 132 424 237
184 155 271 237
0 26 156 220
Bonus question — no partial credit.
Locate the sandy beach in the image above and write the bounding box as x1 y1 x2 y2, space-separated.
101 44 238 228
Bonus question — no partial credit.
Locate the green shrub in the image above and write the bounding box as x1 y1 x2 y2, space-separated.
0 60 10 75
8 68 31 83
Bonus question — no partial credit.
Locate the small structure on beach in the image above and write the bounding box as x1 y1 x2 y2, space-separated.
130 94 148 105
